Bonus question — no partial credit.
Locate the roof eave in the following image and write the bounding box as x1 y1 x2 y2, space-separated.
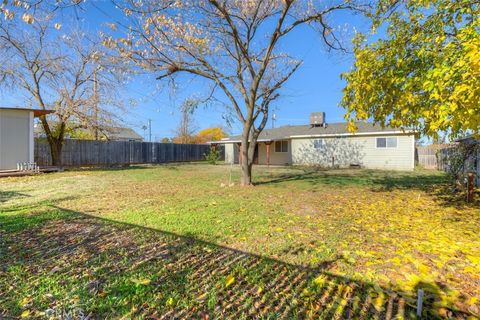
210 130 415 143
0 107 54 117
289 130 415 139
33 110 54 117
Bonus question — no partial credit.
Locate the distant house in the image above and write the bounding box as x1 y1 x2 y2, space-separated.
213 112 415 171
100 127 143 142
35 124 143 142
0 107 53 170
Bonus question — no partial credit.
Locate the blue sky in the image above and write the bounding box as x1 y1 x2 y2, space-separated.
2 2 372 141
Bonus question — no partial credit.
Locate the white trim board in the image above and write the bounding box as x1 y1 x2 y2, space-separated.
211 130 415 144
289 131 414 139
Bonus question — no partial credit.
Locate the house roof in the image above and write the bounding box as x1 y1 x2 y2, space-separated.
0 107 54 117
213 122 413 143
34 123 143 141
106 127 143 141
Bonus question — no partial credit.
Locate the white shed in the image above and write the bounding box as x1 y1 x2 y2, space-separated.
0 107 53 170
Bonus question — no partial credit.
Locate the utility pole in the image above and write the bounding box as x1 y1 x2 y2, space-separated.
272 107 277 129
148 119 152 142
93 68 99 140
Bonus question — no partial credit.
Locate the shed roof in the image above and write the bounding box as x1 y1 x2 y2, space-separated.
214 122 413 143
455 134 480 143
0 107 54 117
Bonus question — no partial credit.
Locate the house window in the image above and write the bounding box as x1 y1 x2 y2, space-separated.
313 139 324 149
376 137 398 148
275 140 288 153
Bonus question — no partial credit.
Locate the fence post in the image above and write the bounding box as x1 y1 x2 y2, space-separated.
467 172 475 203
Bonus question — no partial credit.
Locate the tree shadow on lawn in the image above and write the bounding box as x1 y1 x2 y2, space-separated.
254 168 447 190
0 207 475 319
254 168 479 208
0 190 30 203
63 162 205 173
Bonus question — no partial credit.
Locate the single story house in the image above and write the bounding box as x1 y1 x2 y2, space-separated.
213 113 415 171
0 107 53 170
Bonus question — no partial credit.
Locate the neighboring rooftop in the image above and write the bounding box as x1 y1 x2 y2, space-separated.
456 134 480 143
35 124 143 142
105 127 143 141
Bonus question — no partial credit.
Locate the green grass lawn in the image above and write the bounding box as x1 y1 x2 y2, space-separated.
1 164 479 319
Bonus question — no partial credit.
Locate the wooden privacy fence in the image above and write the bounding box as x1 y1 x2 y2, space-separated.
416 144 450 169
35 139 223 167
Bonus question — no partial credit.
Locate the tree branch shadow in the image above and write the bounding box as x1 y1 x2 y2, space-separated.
0 191 30 203
254 168 480 208
0 207 475 319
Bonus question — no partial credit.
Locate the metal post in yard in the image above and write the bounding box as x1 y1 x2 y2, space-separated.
148 119 152 142
467 172 475 203
417 288 424 318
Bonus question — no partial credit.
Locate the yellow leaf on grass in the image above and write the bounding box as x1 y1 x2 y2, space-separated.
21 297 31 306
468 297 478 305
467 255 480 266
132 278 151 285
166 297 174 306
225 275 235 288
21 310 30 318
314 275 326 286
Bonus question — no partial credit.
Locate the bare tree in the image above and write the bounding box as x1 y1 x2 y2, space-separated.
110 0 363 185
173 98 199 144
0 11 126 166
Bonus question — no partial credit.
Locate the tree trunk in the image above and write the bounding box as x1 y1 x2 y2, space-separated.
40 117 65 167
240 124 255 186
240 154 252 186
240 139 252 186
240 130 259 186
48 138 63 167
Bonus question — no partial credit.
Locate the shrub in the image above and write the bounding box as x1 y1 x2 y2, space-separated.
204 148 221 165
440 143 479 186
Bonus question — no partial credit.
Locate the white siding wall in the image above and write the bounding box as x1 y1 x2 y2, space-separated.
224 143 235 164
0 109 33 170
291 134 415 171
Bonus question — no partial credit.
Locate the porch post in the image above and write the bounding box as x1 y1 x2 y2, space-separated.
265 141 272 166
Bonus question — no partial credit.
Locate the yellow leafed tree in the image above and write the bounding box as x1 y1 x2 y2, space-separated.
196 127 227 144
341 0 479 139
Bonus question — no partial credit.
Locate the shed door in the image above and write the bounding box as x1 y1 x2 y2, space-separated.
0 110 30 170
